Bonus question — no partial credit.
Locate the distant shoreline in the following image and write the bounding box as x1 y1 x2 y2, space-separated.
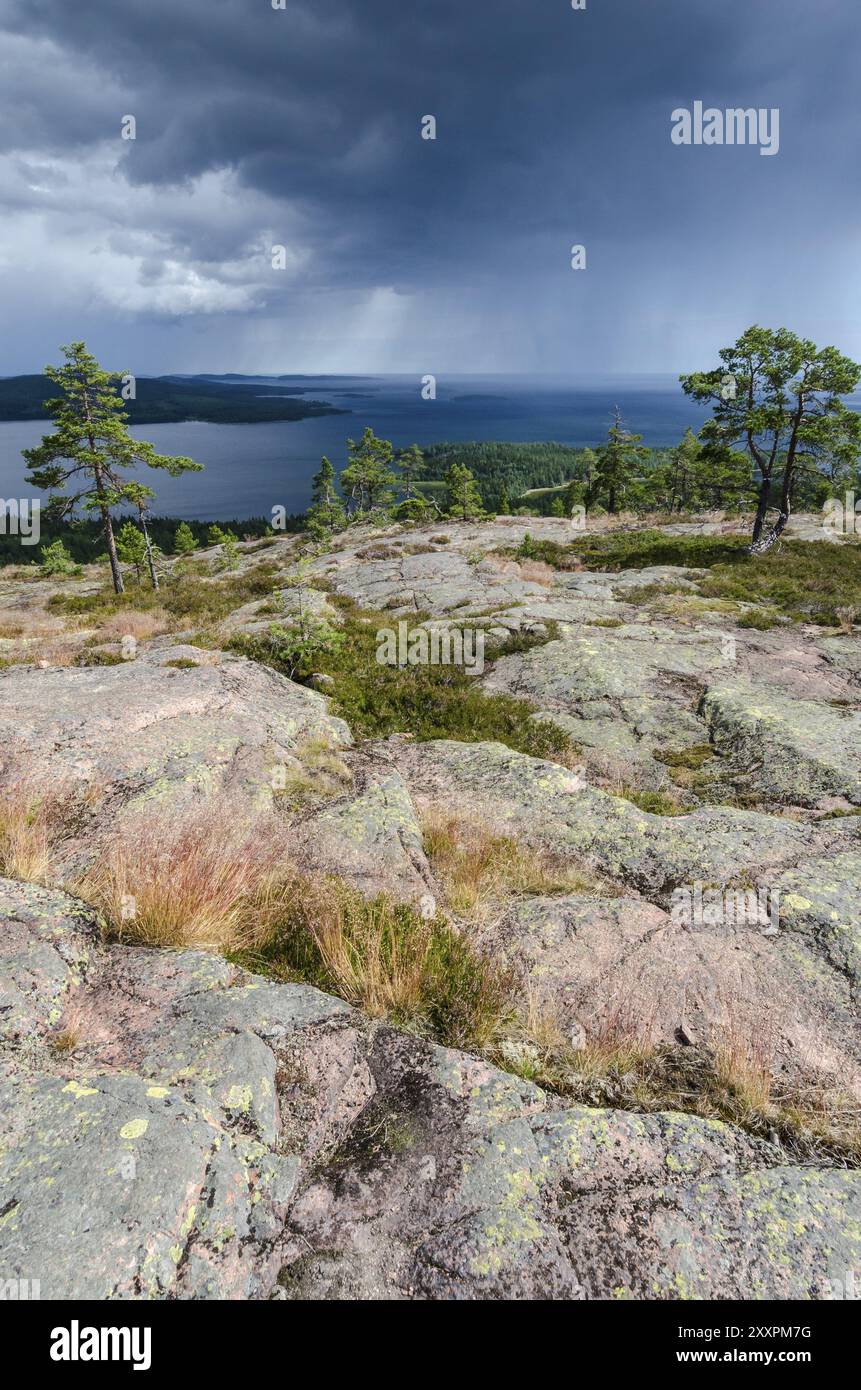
0 374 347 425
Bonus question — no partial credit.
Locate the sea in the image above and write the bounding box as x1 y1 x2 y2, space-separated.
0 372 749 522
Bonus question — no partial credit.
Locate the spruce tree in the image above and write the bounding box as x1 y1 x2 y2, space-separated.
591 409 648 514
307 456 345 533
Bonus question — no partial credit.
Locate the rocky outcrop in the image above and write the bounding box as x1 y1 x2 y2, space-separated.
3 515 861 1301
2 878 860 1301
702 678 861 807
0 646 351 868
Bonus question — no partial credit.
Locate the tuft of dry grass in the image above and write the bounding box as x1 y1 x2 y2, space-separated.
97 609 171 642
503 992 861 1166
482 553 555 587
421 808 600 919
712 1009 774 1114
0 777 68 882
75 804 291 951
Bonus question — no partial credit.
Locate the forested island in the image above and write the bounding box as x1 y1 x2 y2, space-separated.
0 374 344 424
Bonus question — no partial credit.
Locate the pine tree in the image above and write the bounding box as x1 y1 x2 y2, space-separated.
116 521 147 583
682 326 861 551
444 462 484 520
174 522 197 555
40 538 80 576
23 342 201 594
341 428 398 513
499 485 511 515
396 444 425 498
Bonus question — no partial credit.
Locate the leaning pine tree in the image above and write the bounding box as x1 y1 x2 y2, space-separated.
681 326 861 553
23 342 202 594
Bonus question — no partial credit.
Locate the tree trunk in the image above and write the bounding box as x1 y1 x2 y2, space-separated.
748 505 790 554
749 466 793 554
141 517 159 591
750 477 772 546
103 508 124 595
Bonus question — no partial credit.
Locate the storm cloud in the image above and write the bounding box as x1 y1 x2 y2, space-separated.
0 0 858 373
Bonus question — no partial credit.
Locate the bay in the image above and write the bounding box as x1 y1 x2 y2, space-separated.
0 372 747 521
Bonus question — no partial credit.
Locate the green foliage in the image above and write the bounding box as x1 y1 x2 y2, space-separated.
509 526 861 627
49 561 281 628
229 617 344 682
393 496 432 523
652 428 752 513
0 513 291 570
234 597 574 761
173 522 197 555
341 427 398 514
39 538 81 576
444 461 484 519
699 541 861 625
420 441 589 511
23 342 202 593
682 325 861 546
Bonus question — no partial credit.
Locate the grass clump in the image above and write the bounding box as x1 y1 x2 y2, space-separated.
0 779 67 882
75 799 512 1054
422 809 600 918
621 582 691 607
698 541 861 626
505 1001 861 1166
273 738 353 806
506 532 861 627
653 745 716 796
511 528 747 573
48 562 282 630
75 805 288 951
233 879 513 1051
736 607 781 630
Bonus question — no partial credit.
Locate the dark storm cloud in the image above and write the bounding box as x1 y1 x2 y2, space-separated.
0 0 859 370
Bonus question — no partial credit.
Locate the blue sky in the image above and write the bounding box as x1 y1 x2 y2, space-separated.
0 0 858 375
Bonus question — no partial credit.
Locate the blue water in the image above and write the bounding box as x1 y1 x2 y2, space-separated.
0 373 730 521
